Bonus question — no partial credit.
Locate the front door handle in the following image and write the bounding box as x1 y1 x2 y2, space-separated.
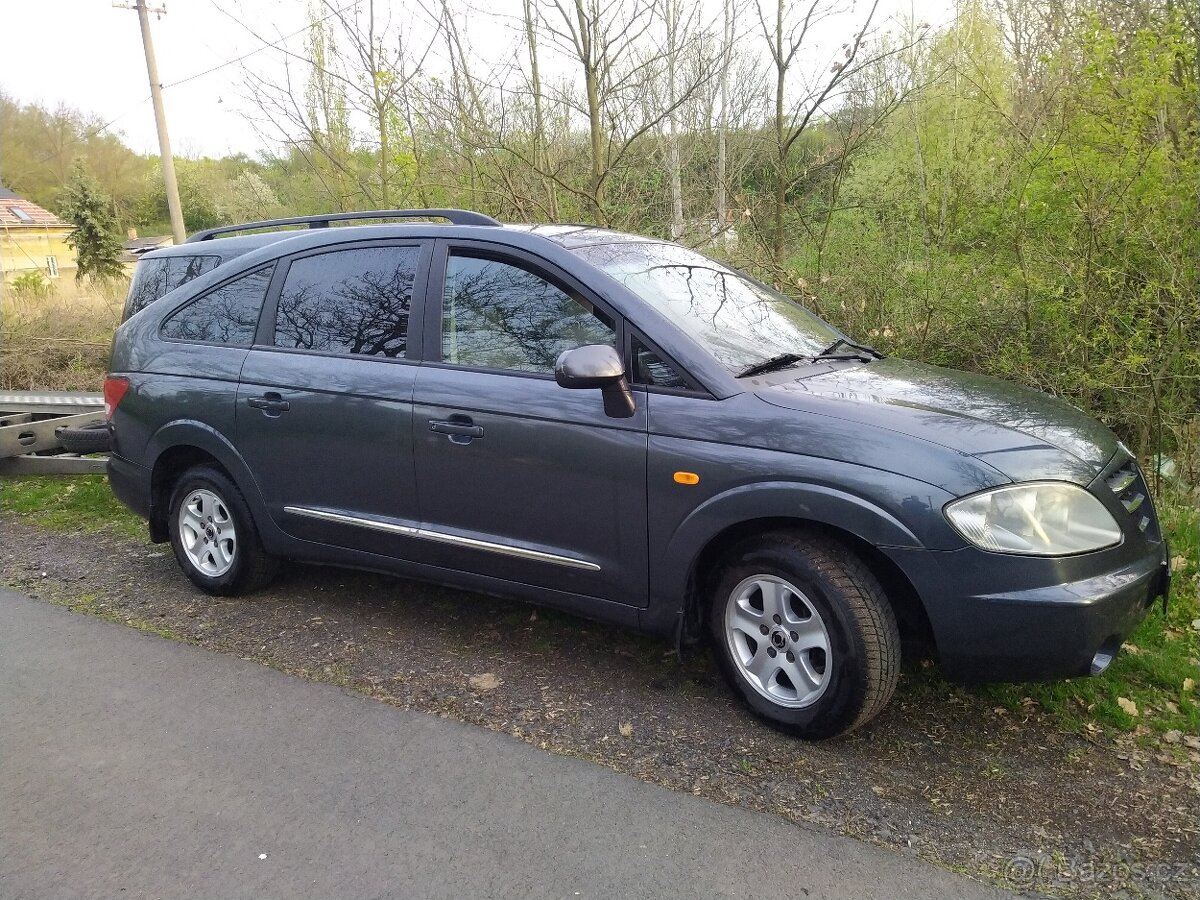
247 393 290 414
429 417 483 443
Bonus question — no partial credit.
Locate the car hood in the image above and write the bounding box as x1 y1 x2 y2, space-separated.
755 358 1120 485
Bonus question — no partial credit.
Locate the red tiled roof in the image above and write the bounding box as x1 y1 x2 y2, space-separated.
0 194 69 228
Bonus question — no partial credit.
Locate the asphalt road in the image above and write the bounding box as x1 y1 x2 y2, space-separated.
0 589 1013 900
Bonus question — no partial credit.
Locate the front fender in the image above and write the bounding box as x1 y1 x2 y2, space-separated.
643 476 959 637
673 480 924 555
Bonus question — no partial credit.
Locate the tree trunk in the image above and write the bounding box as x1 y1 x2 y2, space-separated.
665 0 684 240
366 1 390 208
773 0 787 268
443 2 479 205
374 86 390 208
715 0 731 232
574 0 606 222
524 0 558 218
585 70 605 220
399 72 430 208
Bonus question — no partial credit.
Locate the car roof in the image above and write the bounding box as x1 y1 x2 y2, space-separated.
507 224 662 250
137 231 302 262
163 222 667 267
138 220 661 266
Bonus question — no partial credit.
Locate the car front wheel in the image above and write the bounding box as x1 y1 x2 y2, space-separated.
709 531 900 739
168 465 278 595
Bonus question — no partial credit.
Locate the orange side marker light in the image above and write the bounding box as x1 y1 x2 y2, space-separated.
673 471 700 485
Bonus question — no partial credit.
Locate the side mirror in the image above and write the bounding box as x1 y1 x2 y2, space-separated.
555 344 635 418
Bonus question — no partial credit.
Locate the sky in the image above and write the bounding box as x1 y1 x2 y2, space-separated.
0 0 955 160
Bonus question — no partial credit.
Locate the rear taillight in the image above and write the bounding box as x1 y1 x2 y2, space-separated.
104 376 130 421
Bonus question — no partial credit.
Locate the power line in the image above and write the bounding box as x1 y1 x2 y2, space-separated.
164 0 360 90
12 0 357 174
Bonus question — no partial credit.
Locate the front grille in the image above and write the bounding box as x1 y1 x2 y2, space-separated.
1105 459 1160 542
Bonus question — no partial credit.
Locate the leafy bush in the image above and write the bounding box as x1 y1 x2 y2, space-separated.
9 271 52 300
786 8 1199 463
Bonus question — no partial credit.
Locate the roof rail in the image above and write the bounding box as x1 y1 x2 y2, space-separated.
185 208 501 242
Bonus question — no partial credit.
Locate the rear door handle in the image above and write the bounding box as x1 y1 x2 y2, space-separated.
429 418 484 441
247 393 290 414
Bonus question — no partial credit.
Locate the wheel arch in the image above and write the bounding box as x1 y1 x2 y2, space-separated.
655 482 937 660
145 420 276 547
149 445 227 541
681 518 936 661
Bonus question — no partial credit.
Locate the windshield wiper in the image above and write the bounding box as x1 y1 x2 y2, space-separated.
736 352 806 379
737 339 882 378
814 337 883 361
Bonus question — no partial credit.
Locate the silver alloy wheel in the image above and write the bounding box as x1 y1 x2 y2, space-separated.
724 574 831 708
178 488 237 578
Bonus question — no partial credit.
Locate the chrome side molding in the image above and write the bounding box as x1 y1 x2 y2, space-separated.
283 506 602 572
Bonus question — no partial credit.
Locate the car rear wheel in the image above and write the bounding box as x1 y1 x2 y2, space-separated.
168 465 278 595
709 531 900 739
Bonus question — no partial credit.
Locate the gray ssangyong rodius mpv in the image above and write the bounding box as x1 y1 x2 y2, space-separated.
106 208 1171 738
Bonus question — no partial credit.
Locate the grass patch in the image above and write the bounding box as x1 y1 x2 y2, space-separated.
60 591 186 641
974 496 1199 738
0 475 144 541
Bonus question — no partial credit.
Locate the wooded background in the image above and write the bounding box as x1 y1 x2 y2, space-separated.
1 0 1197 472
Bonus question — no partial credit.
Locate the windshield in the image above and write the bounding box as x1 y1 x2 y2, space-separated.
571 241 841 375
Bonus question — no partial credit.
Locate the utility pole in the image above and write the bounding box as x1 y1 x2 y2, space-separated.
116 0 186 243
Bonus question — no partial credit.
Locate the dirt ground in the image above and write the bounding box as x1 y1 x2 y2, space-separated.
2 517 1197 898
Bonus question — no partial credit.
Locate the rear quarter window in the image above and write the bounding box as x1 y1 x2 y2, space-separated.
160 265 275 346
123 254 221 321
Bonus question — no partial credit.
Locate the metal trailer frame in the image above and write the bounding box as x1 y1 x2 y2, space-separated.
0 392 108 476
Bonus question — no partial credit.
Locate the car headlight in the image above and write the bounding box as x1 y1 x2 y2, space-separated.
944 482 1122 556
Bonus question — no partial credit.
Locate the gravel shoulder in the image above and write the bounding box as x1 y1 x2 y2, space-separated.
2 517 1198 898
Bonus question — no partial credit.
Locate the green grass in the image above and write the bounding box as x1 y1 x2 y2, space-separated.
63 591 186 641
972 496 1199 738
0 475 144 540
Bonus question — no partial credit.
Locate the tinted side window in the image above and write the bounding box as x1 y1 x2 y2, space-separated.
160 265 274 346
273 247 418 358
123 254 220 321
441 254 615 373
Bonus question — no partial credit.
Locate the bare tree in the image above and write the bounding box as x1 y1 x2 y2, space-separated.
238 1 439 209
523 0 559 216
534 0 650 218
659 0 694 239
535 0 714 223
715 0 734 232
754 0 887 267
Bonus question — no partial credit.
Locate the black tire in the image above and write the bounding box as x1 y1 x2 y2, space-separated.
167 465 278 595
56 422 111 454
708 530 900 739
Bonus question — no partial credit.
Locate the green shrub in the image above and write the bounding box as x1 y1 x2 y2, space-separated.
9 271 52 300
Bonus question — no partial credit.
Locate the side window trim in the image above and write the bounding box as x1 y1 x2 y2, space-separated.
255 238 433 362
252 261 290 347
422 238 627 374
158 262 277 348
625 327 710 396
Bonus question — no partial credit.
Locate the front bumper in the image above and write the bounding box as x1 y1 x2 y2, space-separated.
886 540 1170 682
